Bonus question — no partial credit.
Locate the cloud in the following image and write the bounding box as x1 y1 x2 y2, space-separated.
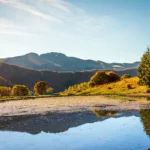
0 0 62 23
0 0 116 37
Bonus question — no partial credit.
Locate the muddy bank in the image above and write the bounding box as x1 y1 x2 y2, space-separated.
0 96 150 117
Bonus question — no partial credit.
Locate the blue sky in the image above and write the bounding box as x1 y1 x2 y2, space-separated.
0 0 149 62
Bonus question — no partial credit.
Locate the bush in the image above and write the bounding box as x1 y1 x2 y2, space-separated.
108 87 112 89
46 87 54 94
106 71 120 82
121 74 131 80
34 81 47 95
0 86 11 96
146 88 150 93
89 71 110 86
127 84 132 89
88 82 95 87
11 85 29 96
89 71 120 87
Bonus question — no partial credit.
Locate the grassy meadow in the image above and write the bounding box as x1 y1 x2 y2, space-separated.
60 77 148 96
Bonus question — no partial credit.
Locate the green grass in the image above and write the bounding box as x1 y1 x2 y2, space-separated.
60 77 149 96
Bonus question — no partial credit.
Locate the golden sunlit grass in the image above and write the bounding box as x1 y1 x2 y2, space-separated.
60 77 148 96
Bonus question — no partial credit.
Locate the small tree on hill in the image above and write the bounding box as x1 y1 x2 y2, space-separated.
34 81 47 95
138 47 150 91
11 85 29 96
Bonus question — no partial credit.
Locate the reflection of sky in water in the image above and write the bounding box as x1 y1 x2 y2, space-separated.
0 116 150 150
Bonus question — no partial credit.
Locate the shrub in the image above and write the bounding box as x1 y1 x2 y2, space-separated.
108 87 112 89
146 88 150 93
11 85 29 96
46 87 54 94
121 74 131 80
106 71 120 82
34 81 47 95
0 86 11 96
89 71 110 86
127 84 132 89
88 82 95 87
89 71 120 87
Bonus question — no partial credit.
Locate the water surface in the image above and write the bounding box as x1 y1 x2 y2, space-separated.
0 110 150 150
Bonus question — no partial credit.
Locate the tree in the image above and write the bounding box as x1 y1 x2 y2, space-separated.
0 86 11 96
138 47 150 90
11 85 29 96
34 81 47 95
46 87 54 94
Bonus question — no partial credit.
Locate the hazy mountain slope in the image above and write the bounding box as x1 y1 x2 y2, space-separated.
0 52 140 71
0 76 12 87
0 62 138 92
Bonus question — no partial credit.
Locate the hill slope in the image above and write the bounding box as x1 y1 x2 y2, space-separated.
0 52 140 71
61 77 146 96
0 62 138 92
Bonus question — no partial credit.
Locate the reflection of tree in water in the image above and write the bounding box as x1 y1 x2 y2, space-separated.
140 109 150 136
92 109 118 118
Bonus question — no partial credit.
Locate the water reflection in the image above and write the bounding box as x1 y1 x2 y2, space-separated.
0 110 139 135
0 110 150 150
140 109 150 137
92 109 118 118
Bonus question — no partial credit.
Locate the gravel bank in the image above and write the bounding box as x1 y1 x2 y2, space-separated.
0 96 149 117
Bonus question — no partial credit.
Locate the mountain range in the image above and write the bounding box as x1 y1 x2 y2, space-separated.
0 52 140 71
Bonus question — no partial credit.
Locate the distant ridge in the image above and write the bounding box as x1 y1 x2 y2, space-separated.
0 52 140 71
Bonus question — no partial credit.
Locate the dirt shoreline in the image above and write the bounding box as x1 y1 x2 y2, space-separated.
0 96 150 117
0 94 150 103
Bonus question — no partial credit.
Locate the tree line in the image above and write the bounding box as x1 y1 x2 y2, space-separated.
0 81 53 97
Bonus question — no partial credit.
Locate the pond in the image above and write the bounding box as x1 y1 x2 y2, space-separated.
0 109 150 150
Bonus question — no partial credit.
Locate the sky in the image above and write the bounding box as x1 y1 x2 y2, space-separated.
0 0 150 63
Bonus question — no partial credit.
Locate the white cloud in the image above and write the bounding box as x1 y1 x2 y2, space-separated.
0 0 116 37
0 0 63 23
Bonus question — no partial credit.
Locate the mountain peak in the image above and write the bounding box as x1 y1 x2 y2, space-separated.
26 52 39 57
40 52 66 57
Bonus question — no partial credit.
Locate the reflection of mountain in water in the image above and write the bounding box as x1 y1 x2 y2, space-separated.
0 111 139 135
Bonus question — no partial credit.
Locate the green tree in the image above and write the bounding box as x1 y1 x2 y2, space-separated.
138 47 150 90
34 81 47 95
11 85 29 96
